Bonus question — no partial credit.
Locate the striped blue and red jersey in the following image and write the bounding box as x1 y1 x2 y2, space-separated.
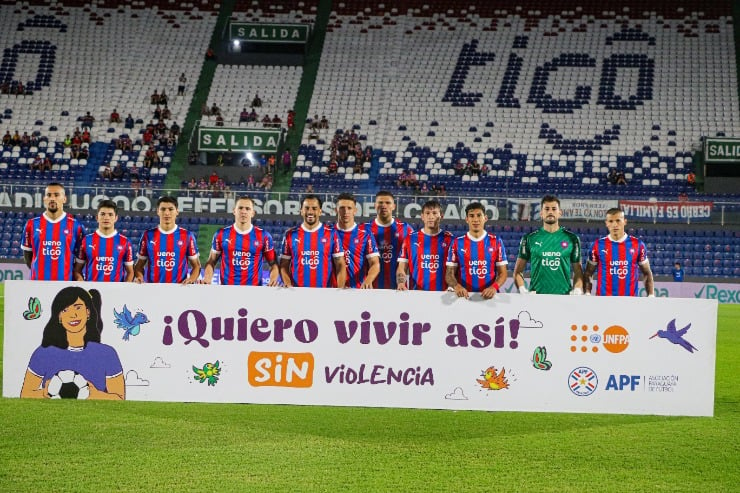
446 232 508 292
398 230 454 291
211 224 276 285
588 235 648 296
281 223 343 288
137 226 199 283
333 223 379 288
363 219 414 289
22 213 85 280
76 230 134 282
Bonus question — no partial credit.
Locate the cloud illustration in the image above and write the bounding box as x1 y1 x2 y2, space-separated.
445 387 469 400
518 311 543 328
150 356 171 368
125 370 150 386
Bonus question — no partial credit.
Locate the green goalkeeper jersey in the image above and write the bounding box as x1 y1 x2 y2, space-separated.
517 227 581 294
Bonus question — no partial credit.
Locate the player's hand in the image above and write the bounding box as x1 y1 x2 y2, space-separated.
360 280 374 289
570 287 583 295
266 278 280 287
518 285 529 294
133 276 143 284
481 287 497 299
453 285 469 299
198 278 212 285
397 283 407 291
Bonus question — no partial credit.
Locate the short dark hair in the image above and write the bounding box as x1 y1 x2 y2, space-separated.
97 199 118 215
302 193 323 208
336 192 356 204
375 190 395 200
157 196 178 208
422 199 442 213
46 182 65 192
235 196 254 206
541 195 560 207
606 207 624 216
465 202 485 215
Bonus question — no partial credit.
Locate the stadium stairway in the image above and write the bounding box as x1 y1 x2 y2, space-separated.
78 142 109 186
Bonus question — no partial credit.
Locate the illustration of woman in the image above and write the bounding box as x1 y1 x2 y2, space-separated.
20 286 125 400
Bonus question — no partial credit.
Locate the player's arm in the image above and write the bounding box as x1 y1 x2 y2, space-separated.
265 258 280 287
362 255 380 289
396 260 409 291
333 254 347 289
23 250 33 269
183 255 201 285
582 261 597 295
445 262 468 299
513 258 529 292
639 260 655 297
73 258 85 281
201 251 221 284
123 263 134 283
570 262 584 294
133 258 147 283
279 257 293 287
481 263 508 300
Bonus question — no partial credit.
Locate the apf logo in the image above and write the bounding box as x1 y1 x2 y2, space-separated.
569 324 630 354
605 374 640 391
568 367 598 396
248 351 314 388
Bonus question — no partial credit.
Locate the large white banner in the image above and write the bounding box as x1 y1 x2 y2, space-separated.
3 281 717 416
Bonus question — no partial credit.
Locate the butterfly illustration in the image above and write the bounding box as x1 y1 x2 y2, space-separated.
23 297 42 320
532 346 553 371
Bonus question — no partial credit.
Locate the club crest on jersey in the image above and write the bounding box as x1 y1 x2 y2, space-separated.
178 241 183 246
561 241 569 248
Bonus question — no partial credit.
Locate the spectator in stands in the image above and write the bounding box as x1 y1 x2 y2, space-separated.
129 163 140 179
261 115 272 127
259 174 273 191
81 112 95 129
124 114 134 130
169 121 180 139
81 129 91 144
144 145 159 168
271 114 282 128
615 171 627 185
282 148 292 173
210 103 221 116
150 90 159 105
267 154 276 174
305 184 314 193
178 73 187 96
188 151 199 166
153 106 162 121
310 114 320 130
437 184 447 196
239 108 250 123
0 82 8 95
320 115 329 129
20 132 31 148
14 81 24 97
109 109 121 124
11 130 21 146
470 160 481 176
353 160 363 175
215 114 224 127
31 154 44 171
161 106 171 121
251 93 262 107
2 131 11 145
209 171 219 186
248 108 258 122
201 103 211 117
454 159 465 176
687 171 696 189
118 134 132 151
480 163 490 177
131 177 141 193
607 168 617 185
42 155 52 171
327 160 338 175
112 163 125 180
406 170 418 188
77 145 89 161
100 163 112 180
672 262 684 282
159 90 168 106
247 175 255 190
287 109 295 129
63 134 71 148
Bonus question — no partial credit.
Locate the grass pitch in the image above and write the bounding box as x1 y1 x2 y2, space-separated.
0 283 737 492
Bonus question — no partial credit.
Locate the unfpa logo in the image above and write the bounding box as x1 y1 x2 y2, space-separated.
569 324 630 354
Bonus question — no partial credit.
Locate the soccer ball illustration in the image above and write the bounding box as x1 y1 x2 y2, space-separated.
47 370 90 399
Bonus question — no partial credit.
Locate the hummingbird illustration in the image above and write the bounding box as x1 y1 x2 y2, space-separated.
649 319 697 353
113 305 150 341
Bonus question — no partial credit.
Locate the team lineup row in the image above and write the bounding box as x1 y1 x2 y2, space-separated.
22 183 655 297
